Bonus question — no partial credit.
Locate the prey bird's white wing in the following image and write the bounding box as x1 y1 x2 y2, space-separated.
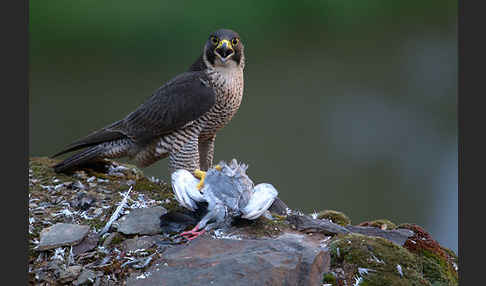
241 183 278 220
171 169 205 211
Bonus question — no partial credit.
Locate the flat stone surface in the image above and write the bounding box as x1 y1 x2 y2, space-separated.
286 214 414 246
58 265 82 283
160 211 201 234
102 233 119 248
72 232 100 256
121 235 163 252
73 269 102 286
127 232 330 286
345 225 414 246
37 223 90 251
286 214 350 235
116 207 167 235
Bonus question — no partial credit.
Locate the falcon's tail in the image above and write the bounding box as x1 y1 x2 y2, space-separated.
52 145 104 173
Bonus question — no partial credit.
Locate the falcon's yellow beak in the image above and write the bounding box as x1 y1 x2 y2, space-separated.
215 39 234 60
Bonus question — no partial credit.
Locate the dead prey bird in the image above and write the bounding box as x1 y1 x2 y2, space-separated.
170 159 278 240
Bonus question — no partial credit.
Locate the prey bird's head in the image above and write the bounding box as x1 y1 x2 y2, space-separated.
204 29 244 68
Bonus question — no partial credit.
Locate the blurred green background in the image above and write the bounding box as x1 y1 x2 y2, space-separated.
29 1 457 252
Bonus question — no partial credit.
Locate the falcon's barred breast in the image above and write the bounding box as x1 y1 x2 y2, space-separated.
52 29 245 174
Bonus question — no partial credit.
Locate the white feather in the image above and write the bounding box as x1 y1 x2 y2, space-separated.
241 183 278 219
171 169 204 211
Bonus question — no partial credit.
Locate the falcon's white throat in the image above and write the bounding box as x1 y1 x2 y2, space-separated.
203 47 243 86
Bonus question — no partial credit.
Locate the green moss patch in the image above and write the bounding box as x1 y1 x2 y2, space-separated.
359 219 397 230
326 223 459 286
329 233 432 285
322 272 337 284
317 210 351 226
399 224 458 286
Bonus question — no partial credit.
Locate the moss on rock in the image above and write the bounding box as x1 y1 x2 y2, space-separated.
359 219 397 230
329 233 432 285
322 272 337 284
327 227 458 286
399 224 459 286
29 157 72 188
317 210 351 226
28 157 458 285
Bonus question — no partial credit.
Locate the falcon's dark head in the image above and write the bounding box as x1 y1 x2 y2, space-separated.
203 29 244 68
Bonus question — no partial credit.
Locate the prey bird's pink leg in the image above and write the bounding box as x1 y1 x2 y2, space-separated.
180 225 206 240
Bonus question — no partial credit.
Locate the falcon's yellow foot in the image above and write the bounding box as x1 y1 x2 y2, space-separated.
194 165 222 190
194 169 206 190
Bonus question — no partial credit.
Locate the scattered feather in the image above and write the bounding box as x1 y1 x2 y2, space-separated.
93 256 112 268
109 164 129 175
80 211 96 220
121 257 137 268
67 246 74 266
51 247 65 261
396 264 403 277
54 183 64 190
56 209 74 217
370 254 385 264
99 186 132 235
149 176 161 184
36 252 46 263
97 246 110 254
40 184 53 191
212 229 242 240
452 262 458 271
358 267 376 276
132 254 155 269
353 275 363 286
136 272 152 279
73 181 86 190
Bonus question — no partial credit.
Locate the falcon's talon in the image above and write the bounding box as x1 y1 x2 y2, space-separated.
194 169 206 190
194 169 205 179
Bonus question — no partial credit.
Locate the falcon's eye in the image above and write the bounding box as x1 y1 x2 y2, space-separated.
210 36 219 45
231 38 239 46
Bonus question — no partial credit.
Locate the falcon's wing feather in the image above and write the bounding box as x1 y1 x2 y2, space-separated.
52 71 215 157
51 128 126 158
109 71 215 144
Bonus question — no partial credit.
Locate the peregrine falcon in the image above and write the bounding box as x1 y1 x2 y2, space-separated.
52 29 245 178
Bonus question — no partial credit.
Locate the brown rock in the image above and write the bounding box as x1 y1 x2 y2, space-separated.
127 233 330 286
